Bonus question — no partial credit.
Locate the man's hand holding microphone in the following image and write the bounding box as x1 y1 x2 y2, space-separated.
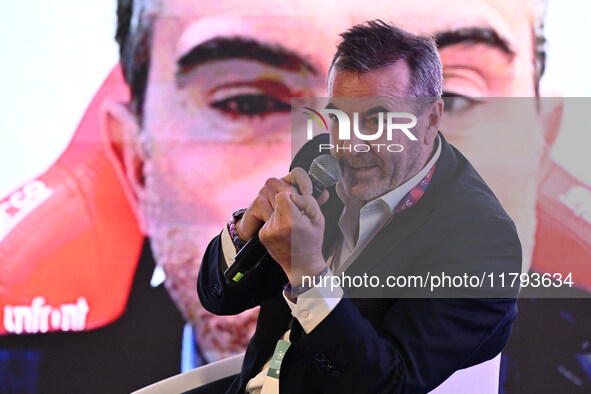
236 168 329 287
225 155 341 288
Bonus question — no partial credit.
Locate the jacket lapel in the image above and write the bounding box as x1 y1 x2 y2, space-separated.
346 200 435 278
303 132 460 288
342 133 458 278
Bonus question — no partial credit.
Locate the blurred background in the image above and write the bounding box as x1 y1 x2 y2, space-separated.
0 0 590 196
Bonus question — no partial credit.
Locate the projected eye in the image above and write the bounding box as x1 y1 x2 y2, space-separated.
442 93 482 112
211 95 291 116
363 114 382 132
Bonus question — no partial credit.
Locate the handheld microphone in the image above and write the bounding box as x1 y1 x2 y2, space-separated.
224 154 342 284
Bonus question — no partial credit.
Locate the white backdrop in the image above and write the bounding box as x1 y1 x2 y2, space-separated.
0 0 589 197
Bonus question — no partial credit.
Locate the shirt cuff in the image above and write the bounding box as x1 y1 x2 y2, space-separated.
220 226 238 268
283 269 343 334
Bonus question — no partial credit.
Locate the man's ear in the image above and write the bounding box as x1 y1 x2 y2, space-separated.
423 98 443 144
104 101 148 232
538 98 564 176
540 98 563 149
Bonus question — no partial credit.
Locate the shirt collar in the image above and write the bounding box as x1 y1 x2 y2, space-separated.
336 134 442 214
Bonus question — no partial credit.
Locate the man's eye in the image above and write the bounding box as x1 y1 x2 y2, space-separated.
211 95 291 116
442 93 481 112
363 115 382 132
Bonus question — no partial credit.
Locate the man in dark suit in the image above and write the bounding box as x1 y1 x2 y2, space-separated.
197 21 521 393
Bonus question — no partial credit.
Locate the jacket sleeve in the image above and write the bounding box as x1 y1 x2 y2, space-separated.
285 213 520 393
198 134 330 316
197 232 288 316
289 296 515 393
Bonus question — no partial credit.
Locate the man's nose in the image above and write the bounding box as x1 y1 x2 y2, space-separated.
337 124 378 151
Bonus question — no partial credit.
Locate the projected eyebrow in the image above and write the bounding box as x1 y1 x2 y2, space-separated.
325 103 391 114
364 105 390 116
177 37 319 75
435 27 515 58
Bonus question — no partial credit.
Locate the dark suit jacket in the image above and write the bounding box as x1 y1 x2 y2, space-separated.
198 133 521 393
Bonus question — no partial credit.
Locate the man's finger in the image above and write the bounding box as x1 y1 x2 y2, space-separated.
283 167 313 196
274 192 293 220
316 189 330 206
259 187 278 210
264 177 292 194
290 193 321 222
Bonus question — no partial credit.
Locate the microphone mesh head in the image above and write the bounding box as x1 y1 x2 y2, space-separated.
310 155 342 188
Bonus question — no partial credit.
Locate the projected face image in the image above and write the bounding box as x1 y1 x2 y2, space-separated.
137 20 322 360
129 1 420 361
391 0 552 269
114 0 556 361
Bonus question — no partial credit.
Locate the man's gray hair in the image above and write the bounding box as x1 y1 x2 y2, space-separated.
329 20 443 99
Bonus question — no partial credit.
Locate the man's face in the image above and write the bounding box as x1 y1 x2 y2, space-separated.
132 0 547 346
327 63 439 203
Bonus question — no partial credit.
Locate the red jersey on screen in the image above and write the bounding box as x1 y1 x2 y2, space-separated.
533 164 591 290
0 66 590 336
0 67 143 336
